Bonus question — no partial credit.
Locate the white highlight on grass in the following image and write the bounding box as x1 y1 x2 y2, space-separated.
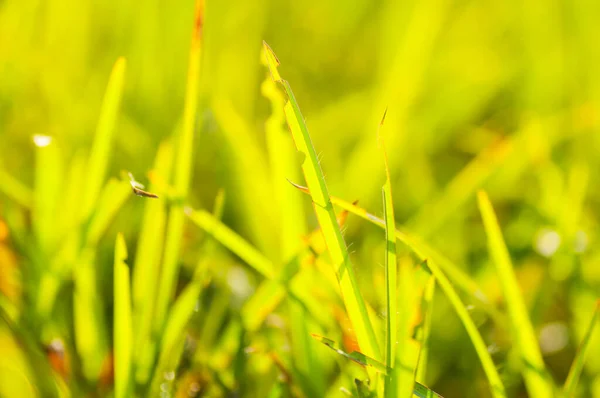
574 230 588 253
535 228 561 258
539 322 569 354
227 267 253 300
32 134 52 147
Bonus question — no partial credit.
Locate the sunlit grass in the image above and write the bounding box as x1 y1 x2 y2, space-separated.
0 1 599 397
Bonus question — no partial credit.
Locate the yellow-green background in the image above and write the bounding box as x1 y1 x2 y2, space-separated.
1 0 600 397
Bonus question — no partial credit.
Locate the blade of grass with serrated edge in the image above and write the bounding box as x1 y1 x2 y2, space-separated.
80 57 126 222
563 300 600 397
416 278 436 383
477 191 554 397
0 165 32 208
132 141 173 385
379 111 398 397
114 233 132 398
289 182 504 327
263 56 322 396
153 0 204 336
311 334 443 397
263 41 380 361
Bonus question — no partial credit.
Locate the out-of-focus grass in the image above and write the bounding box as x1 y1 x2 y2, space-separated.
1 0 600 397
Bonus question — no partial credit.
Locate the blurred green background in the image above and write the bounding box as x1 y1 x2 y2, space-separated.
1 0 600 397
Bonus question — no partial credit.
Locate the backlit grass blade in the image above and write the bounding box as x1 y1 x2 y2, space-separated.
186 207 275 279
74 248 109 382
114 233 132 398
416 278 436 383
154 0 204 334
132 141 172 384
312 334 442 397
379 112 398 396
33 135 62 254
85 178 131 247
263 41 380 361
392 260 430 398
425 258 506 397
563 300 600 397
290 182 504 326
0 165 32 208
152 280 203 395
80 57 127 222
477 191 554 397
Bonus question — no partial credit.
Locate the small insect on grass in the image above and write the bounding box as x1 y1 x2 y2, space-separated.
128 172 159 199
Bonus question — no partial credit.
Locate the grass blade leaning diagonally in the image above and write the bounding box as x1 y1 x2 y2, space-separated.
262 41 381 362
478 191 554 397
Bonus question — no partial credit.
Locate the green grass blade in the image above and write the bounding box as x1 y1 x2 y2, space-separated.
85 178 131 247
132 141 173 384
80 57 127 222
477 191 554 397
290 182 504 326
379 113 398 396
312 334 443 398
33 135 62 254
73 248 109 382
154 0 204 334
425 258 506 397
392 260 432 398
0 165 33 208
416 278 436 383
152 280 203 395
114 233 132 398
186 207 275 279
263 41 380 361
563 300 600 397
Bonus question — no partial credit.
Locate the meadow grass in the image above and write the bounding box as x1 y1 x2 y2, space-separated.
1 1 600 398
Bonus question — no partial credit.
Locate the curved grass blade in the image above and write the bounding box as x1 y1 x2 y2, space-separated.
154 0 204 335
477 191 554 397
114 233 132 398
263 41 380 361
563 300 600 397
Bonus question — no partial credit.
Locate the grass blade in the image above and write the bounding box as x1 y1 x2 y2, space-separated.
263 41 380 361
415 278 436 383
186 208 275 279
114 233 132 398
80 57 127 222
154 0 204 334
477 191 554 397
563 300 600 396
425 258 506 397
132 141 173 384
0 165 33 208
312 334 443 397
290 182 504 326
85 178 131 247
379 112 398 396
